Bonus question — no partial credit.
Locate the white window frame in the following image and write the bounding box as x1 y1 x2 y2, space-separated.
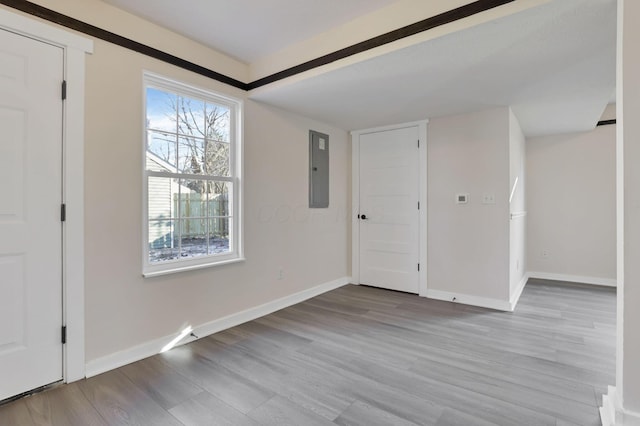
142 72 244 277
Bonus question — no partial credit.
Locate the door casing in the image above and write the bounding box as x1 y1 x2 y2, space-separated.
0 8 93 383
351 120 428 296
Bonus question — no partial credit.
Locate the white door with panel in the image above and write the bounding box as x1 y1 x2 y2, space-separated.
0 29 64 400
358 126 420 293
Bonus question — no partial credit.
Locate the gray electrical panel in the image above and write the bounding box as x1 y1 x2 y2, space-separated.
309 130 329 208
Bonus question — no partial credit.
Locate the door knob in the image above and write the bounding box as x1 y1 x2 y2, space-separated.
360 214 367 220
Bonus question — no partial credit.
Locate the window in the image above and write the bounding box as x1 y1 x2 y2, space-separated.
143 73 243 276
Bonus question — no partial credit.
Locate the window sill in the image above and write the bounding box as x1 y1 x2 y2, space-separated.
143 256 245 278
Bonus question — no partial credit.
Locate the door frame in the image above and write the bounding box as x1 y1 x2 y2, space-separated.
351 120 428 296
0 8 92 383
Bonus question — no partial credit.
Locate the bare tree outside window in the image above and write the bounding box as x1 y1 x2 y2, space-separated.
175 97 230 190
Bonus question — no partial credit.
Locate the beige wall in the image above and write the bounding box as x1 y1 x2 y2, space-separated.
427 108 511 303
526 125 616 283
84 46 349 362
3 2 350 364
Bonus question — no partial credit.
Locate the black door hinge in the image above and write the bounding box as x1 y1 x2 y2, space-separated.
418 201 420 210
61 204 66 222
417 139 420 148
62 80 67 100
61 326 67 344
418 263 420 271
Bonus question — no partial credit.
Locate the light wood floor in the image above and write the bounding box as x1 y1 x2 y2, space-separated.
0 279 616 425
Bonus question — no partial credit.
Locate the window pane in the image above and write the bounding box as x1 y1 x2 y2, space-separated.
206 103 230 142
179 180 208 220
144 75 241 272
177 96 206 138
178 136 205 174
205 141 230 177
208 182 229 217
148 176 179 221
209 217 230 254
178 180 208 259
147 131 177 171
146 88 177 133
179 220 207 258
148 219 178 263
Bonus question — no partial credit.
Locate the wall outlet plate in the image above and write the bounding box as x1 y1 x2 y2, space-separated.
482 193 496 204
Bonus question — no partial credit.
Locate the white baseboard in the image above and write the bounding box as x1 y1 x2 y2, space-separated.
528 272 616 287
85 276 351 378
426 289 512 312
601 386 640 426
509 273 529 311
601 385 618 426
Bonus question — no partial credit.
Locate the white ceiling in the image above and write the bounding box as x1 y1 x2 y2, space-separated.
250 0 617 136
101 0 395 63
101 0 616 137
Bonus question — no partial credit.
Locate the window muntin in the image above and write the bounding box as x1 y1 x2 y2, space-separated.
143 74 242 276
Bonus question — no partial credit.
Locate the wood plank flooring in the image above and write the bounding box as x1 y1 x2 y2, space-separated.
0 279 616 425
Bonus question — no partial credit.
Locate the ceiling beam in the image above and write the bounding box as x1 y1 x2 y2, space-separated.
0 0 515 92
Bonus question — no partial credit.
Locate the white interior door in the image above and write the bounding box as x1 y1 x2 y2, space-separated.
0 29 64 401
358 126 420 293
